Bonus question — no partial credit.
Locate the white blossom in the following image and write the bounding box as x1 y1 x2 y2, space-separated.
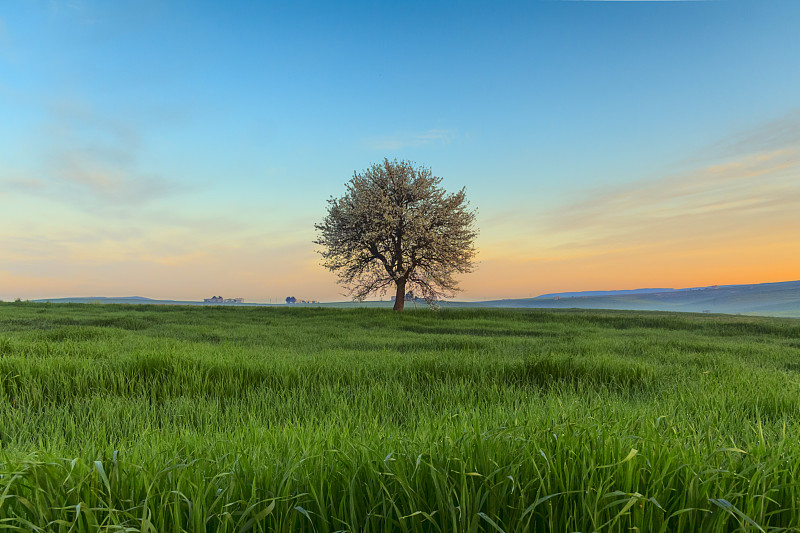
315 159 478 311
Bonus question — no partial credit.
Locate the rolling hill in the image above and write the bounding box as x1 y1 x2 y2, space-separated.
31 280 800 317
469 280 800 317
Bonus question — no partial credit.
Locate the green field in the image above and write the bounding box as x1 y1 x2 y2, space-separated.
1 302 799 532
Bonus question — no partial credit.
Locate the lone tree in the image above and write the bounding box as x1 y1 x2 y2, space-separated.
315 158 478 311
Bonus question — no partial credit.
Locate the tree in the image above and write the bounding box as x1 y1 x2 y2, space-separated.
315 158 478 311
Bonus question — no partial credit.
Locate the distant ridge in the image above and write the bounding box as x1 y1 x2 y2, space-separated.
533 282 800 300
35 296 156 303
88 296 153 301
470 280 800 318
29 280 800 318
31 296 276 307
533 280 798 300
34 296 192 305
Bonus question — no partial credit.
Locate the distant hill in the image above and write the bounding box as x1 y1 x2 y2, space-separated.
34 296 155 302
31 280 800 317
469 280 800 318
32 296 278 306
34 296 201 305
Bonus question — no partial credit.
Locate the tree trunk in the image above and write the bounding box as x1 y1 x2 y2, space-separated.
393 279 406 311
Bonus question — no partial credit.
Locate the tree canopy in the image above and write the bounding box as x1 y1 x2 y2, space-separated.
315 159 477 311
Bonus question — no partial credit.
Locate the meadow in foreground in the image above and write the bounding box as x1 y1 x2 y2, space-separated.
0 302 799 532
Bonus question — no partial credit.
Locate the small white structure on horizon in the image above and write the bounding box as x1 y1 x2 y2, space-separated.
203 296 244 304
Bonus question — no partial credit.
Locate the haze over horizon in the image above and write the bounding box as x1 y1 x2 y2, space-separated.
2 0 799 303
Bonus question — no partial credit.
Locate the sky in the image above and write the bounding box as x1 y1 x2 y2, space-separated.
1 0 799 302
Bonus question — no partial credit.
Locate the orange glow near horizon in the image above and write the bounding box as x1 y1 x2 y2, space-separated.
2 127 799 303
3 241 798 303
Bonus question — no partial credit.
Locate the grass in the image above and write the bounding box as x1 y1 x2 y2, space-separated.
1 302 799 531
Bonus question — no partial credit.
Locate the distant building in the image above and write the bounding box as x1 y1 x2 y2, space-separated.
391 291 424 303
203 296 244 304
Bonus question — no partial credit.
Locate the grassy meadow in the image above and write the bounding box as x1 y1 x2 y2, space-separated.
1 302 799 532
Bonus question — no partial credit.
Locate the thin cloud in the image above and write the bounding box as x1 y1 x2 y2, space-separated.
704 109 800 161
472 111 800 266
542 147 800 254
3 99 187 208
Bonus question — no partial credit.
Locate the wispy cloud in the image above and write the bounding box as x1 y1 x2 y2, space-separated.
367 129 455 151
529 110 800 257
0 212 330 301
479 110 800 265
546 148 799 249
3 99 186 208
467 118 800 298
703 109 800 161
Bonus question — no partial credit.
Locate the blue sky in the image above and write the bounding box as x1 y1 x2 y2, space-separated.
1 0 799 301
